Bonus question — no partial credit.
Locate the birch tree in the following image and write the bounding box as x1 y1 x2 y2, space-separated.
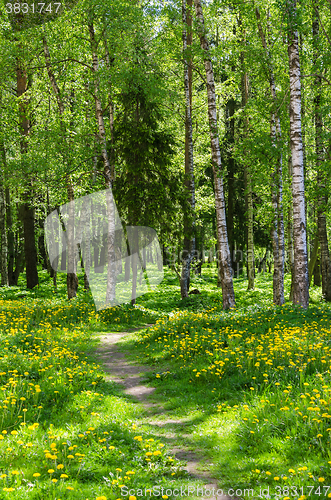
255 6 284 305
180 0 195 299
194 0 235 309
240 25 254 291
287 0 309 308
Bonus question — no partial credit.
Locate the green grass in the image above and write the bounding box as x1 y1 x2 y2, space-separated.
0 264 330 499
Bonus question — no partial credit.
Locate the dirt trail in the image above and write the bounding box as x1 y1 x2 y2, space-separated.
91 326 232 500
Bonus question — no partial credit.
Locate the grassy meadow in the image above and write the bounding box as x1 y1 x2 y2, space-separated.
0 265 330 499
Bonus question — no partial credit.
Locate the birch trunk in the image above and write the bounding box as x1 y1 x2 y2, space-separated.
241 63 254 291
255 7 284 304
287 154 295 301
287 1 309 308
180 0 195 299
88 22 116 303
194 0 235 309
226 98 236 273
313 8 331 301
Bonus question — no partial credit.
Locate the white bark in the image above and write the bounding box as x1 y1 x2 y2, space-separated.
194 0 235 309
255 7 284 305
287 5 309 308
180 0 195 299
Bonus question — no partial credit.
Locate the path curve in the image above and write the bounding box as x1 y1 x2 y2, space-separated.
92 326 232 500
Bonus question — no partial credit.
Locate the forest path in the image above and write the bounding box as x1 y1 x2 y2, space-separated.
89 325 232 500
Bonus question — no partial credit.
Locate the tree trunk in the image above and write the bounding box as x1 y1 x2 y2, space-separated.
240 59 254 291
313 7 331 301
46 188 57 289
287 1 309 308
194 0 235 309
287 154 295 301
226 98 236 272
180 0 195 299
17 60 39 289
255 7 284 304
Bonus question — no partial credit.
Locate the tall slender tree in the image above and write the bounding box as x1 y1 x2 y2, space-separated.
255 6 284 305
287 0 309 308
240 24 254 291
194 0 235 309
180 0 195 299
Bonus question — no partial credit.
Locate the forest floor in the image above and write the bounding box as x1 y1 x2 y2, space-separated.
1 265 331 500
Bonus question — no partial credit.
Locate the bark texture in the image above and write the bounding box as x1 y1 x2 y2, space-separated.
287 3 309 308
225 98 236 272
240 60 254 291
180 0 195 299
194 0 235 309
256 7 284 305
287 154 295 301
